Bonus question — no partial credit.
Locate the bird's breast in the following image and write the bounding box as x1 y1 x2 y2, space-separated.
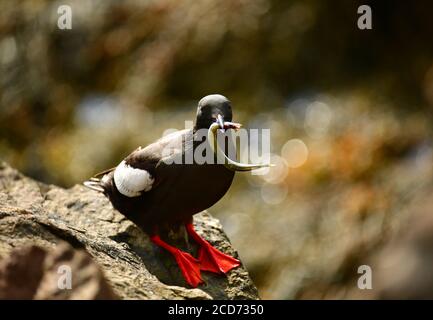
149 163 235 223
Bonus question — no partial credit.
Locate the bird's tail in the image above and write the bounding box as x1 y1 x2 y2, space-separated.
83 177 104 192
83 167 115 193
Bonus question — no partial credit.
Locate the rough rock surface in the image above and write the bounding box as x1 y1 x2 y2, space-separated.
0 163 259 299
0 242 117 299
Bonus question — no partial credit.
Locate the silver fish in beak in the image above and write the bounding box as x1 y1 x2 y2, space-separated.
208 120 273 171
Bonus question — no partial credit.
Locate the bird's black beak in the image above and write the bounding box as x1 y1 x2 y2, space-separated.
215 113 242 131
217 114 225 130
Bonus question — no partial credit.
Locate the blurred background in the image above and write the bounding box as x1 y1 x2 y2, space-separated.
2 0 433 299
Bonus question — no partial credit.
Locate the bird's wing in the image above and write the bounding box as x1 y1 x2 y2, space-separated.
113 129 190 197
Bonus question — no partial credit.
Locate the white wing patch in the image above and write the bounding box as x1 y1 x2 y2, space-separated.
113 160 154 197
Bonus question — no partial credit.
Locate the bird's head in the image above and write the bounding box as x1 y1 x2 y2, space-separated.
195 94 235 130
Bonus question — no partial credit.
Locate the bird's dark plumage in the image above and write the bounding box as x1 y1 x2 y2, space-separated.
84 94 241 287
93 94 235 232
100 129 235 233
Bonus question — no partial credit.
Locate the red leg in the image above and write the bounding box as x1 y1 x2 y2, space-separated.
185 222 240 274
150 235 203 288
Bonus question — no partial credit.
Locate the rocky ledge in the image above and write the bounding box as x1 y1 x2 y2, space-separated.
0 163 258 300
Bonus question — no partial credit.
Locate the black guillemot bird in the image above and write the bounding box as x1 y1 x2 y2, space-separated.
84 94 270 287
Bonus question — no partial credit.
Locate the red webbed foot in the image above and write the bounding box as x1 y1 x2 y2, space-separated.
151 235 203 287
185 222 240 274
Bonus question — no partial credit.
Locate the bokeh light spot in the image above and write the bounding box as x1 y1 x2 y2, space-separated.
261 183 288 205
304 101 333 138
259 154 288 184
281 139 309 168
